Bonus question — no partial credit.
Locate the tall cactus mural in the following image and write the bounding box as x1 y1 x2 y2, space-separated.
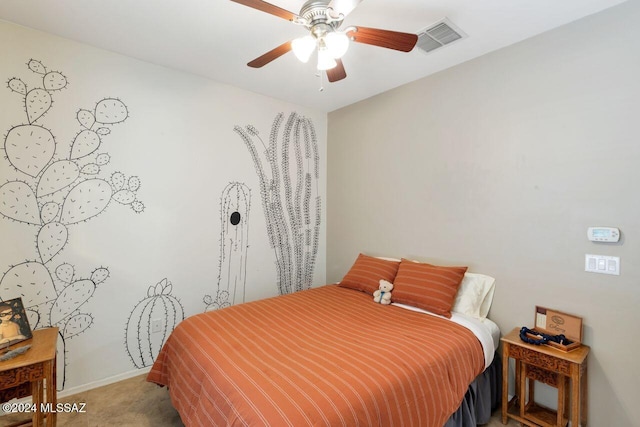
0 59 144 389
203 182 251 311
125 278 184 368
234 113 321 295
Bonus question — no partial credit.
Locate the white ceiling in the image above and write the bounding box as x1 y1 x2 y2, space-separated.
0 0 627 112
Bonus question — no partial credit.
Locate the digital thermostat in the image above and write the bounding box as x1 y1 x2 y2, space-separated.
587 227 620 242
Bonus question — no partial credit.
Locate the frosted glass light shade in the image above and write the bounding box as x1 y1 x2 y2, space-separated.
325 31 349 59
292 35 316 63
317 48 337 70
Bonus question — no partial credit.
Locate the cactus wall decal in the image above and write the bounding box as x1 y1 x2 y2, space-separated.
203 182 251 311
0 59 144 389
125 278 184 368
234 113 321 295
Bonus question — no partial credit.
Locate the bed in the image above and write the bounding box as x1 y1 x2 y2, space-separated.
148 272 501 427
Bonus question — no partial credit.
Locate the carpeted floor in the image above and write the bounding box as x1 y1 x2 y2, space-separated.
1 374 181 427
1 374 519 426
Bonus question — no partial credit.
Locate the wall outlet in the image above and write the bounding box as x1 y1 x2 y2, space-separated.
151 318 163 334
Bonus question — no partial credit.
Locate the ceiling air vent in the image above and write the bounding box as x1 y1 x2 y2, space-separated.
416 18 466 54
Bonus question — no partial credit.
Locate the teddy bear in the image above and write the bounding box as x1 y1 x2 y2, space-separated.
373 279 393 305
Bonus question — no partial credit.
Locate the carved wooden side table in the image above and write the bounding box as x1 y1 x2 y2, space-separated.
501 327 589 427
0 327 58 427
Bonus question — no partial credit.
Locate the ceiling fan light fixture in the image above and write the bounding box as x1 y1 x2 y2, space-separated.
325 31 349 59
292 35 316 63
317 48 337 70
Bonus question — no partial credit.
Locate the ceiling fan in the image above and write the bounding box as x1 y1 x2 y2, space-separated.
231 0 418 83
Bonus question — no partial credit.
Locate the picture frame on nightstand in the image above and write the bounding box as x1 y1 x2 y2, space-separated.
0 297 32 348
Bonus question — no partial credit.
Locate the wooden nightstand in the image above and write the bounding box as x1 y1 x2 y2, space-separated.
0 327 58 427
501 327 589 427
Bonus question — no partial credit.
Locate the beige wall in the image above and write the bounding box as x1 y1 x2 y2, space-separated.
327 1 639 425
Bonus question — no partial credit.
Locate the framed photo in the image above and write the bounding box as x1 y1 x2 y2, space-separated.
0 297 32 347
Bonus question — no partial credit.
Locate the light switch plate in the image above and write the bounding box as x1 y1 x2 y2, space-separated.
585 254 620 275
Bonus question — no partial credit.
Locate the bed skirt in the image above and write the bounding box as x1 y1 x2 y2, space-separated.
444 353 502 427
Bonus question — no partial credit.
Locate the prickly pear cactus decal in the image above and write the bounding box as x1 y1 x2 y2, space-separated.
125 278 184 368
0 59 145 389
203 182 251 311
234 113 321 295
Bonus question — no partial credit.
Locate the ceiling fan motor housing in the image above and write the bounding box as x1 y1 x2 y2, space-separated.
299 0 344 35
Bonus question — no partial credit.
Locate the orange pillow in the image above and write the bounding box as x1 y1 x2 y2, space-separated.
339 254 400 295
392 259 467 318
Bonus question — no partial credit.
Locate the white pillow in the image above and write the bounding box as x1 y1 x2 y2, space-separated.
452 273 496 319
375 256 401 262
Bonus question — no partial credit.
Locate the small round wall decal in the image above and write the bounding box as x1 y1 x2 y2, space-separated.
230 211 241 225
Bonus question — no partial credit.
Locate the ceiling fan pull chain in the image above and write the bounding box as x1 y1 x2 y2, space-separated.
318 71 325 92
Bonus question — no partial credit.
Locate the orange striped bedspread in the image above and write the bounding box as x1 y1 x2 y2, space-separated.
147 284 485 426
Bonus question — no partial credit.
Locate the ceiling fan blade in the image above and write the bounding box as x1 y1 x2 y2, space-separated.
327 0 364 18
230 0 297 21
347 26 418 52
326 59 347 82
247 41 292 68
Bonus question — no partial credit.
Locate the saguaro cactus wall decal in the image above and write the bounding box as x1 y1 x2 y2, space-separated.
0 59 144 389
234 113 321 295
203 182 251 311
125 278 184 368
